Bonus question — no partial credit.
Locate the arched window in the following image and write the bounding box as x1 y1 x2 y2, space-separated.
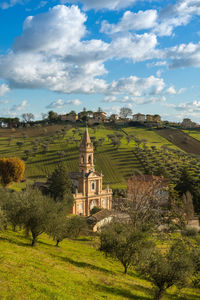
91 181 95 191
88 155 91 163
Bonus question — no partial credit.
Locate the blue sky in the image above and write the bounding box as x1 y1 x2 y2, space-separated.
0 0 200 122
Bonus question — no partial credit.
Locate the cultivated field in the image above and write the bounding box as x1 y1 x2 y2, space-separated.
0 124 200 190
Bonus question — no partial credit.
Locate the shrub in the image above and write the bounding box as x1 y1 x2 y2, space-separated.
0 157 25 186
181 227 198 237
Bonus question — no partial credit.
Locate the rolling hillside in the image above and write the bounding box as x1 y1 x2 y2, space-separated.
0 229 200 299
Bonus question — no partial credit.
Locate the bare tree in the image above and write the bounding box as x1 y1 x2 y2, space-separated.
21 113 34 123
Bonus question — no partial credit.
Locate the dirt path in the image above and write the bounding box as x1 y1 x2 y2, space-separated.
155 128 200 155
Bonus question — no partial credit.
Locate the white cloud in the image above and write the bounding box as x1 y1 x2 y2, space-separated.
166 42 200 68
0 5 161 95
47 98 82 109
165 86 185 95
101 10 157 34
61 0 139 10
110 33 159 62
10 100 28 113
0 84 10 96
106 75 165 96
0 0 25 9
103 94 166 104
66 99 82 106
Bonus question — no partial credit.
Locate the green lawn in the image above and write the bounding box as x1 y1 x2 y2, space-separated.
0 229 200 299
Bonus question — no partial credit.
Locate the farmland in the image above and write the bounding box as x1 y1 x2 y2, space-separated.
0 124 200 190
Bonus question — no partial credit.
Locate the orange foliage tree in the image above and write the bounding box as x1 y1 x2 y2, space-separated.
0 157 25 186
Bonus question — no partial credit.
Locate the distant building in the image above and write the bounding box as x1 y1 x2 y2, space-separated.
110 114 120 121
132 113 146 122
60 113 78 122
71 128 112 216
127 175 169 207
93 111 107 122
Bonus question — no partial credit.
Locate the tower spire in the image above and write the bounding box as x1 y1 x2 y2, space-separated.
79 128 94 173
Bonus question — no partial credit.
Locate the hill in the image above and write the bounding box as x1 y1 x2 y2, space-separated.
155 128 200 155
0 125 177 190
0 229 200 299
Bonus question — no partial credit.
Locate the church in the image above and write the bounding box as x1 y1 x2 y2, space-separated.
71 128 112 216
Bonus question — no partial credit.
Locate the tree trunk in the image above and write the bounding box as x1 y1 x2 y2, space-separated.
124 264 128 274
31 233 37 247
154 288 164 300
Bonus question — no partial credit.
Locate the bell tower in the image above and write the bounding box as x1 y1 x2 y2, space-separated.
79 128 94 174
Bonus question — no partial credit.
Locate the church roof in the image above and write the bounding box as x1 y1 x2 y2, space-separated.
80 128 93 149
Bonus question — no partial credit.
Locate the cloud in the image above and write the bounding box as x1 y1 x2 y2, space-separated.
165 86 185 95
106 75 165 96
0 0 26 9
166 42 200 68
103 95 166 104
164 100 200 116
10 100 28 112
0 84 10 96
60 0 139 10
0 5 161 95
47 98 82 109
101 10 157 34
66 99 82 106
154 0 200 36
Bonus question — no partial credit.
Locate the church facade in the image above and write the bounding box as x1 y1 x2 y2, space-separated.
71 128 112 216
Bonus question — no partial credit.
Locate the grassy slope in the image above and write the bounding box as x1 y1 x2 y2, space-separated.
0 230 200 300
184 130 200 142
0 126 178 190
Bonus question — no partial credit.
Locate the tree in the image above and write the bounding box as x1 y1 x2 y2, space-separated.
119 107 132 119
0 157 25 186
0 207 7 231
100 221 152 274
48 215 88 246
137 240 193 300
21 113 34 123
175 167 200 212
18 187 67 246
90 206 102 215
47 164 73 208
48 111 58 121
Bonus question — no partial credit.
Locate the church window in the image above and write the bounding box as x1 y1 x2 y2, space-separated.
88 155 92 163
91 181 95 191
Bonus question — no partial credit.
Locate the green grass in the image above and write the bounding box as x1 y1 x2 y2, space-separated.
184 130 200 142
0 229 200 299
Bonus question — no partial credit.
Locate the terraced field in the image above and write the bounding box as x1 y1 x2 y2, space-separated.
0 125 198 190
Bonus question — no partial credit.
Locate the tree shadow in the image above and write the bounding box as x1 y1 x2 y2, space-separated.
93 283 151 299
52 254 116 275
0 236 31 247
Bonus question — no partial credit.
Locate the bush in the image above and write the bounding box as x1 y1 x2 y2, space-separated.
181 227 198 237
0 157 25 186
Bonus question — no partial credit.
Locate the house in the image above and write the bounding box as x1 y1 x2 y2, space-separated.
60 113 78 122
146 114 154 122
87 209 113 232
93 111 107 122
127 175 169 207
110 114 119 121
132 113 146 122
71 128 112 216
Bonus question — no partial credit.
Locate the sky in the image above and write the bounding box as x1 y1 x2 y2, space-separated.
0 0 200 122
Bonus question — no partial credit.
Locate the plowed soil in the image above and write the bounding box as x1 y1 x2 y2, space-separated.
155 128 200 155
